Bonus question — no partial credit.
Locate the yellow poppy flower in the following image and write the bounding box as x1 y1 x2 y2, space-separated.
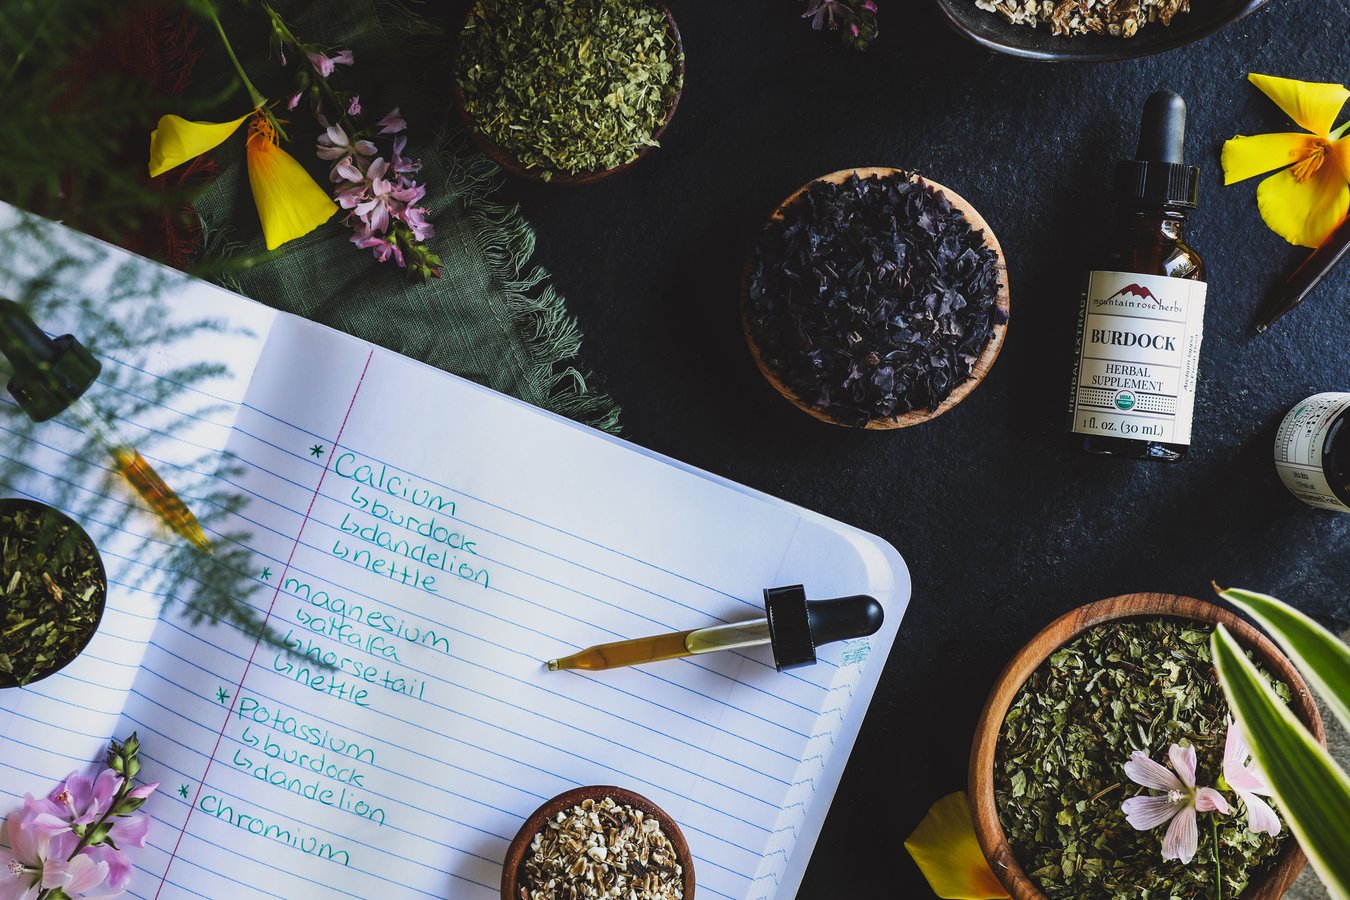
244 115 338 251
904 792 1010 900
148 112 251 178
1222 74 1350 248
148 110 336 251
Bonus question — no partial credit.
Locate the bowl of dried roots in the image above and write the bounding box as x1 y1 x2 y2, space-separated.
934 0 1272 62
501 785 694 900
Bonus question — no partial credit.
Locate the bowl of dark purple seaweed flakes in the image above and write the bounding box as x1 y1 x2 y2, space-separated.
743 168 1009 429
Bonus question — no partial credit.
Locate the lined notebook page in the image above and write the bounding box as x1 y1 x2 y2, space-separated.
0 201 276 806
0 208 909 900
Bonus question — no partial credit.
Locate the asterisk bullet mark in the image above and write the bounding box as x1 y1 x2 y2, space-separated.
309 444 325 458
178 784 190 799
260 567 272 580
215 687 230 704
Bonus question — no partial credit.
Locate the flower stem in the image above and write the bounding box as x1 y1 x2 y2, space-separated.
1212 815 1222 900
198 0 289 141
259 0 357 134
65 775 134 861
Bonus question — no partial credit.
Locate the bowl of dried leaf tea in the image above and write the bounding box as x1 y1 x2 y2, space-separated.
501 785 694 900
0 498 107 688
743 167 1010 429
453 0 685 186
935 0 1271 63
968 592 1321 900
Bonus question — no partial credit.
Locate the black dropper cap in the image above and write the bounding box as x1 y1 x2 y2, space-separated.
1115 90 1200 209
763 584 885 671
0 299 101 422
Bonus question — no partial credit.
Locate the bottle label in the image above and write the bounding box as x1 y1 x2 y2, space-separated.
1274 392 1350 513
1068 270 1208 446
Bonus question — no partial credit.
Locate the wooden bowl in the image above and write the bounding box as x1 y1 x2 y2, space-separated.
500 785 695 899
0 498 108 689
933 0 1271 63
742 167 1010 429
452 1 684 187
968 592 1323 900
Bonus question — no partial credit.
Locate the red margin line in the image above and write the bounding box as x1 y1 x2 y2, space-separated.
154 349 374 897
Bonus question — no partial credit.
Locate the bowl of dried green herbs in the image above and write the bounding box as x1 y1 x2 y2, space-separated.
744 168 1009 429
453 0 685 186
0 498 107 688
969 592 1322 900
501 785 694 900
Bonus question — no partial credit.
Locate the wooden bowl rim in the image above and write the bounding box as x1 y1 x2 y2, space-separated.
967 592 1324 900
930 0 1272 63
741 166 1010 430
499 785 696 899
451 0 685 187
0 497 108 689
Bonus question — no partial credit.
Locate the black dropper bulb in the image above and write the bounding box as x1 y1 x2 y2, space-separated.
1136 90 1187 164
1115 89 1199 208
0 298 101 422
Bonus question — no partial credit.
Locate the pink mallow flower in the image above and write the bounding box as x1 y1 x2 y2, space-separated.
352 230 405 267
317 124 376 162
389 134 420 177
41 770 122 832
306 48 353 78
1 804 108 900
354 159 425 235
80 845 134 898
376 108 406 135
1121 743 1230 864
1224 719 1282 836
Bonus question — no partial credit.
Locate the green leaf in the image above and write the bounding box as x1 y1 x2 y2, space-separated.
1211 625 1350 896
1219 587 1350 733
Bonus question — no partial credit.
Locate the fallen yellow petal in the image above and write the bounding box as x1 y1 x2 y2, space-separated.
904 792 1010 900
1221 132 1324 185
245 125 338 251
1248 73 1349 137
148 112 250 178
1256 158 1350 248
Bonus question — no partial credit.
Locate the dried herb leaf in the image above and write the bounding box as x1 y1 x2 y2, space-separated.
746 172 1006 427
995 618 1291 898
0 504 105 686
458 0 682 178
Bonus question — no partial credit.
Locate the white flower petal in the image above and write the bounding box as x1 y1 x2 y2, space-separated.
1122 794 1180 830
1238 789 1283 836
1163 805 1198 864
1125 751 1184 791
1169 744 1198 789
1195 787 1230 814
1225 717 1249 766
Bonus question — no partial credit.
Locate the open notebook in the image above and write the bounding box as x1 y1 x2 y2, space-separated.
0 205 909 900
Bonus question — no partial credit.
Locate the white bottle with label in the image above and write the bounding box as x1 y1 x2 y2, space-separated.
1275 392 1350 513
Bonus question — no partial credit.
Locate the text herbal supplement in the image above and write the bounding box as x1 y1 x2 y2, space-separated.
1275 392 1350 513
1068 91 1206 461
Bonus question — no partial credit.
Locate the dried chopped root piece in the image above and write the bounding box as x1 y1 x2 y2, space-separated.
975 0 1190 36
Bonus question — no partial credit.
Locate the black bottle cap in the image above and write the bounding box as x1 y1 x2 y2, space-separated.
764 585 885 672
1115 90 1200 209
0 299 101 422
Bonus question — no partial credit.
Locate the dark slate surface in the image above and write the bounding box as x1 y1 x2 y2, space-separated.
470 2 1350 895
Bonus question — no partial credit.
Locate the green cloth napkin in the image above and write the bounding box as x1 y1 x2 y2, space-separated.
191 0 619 432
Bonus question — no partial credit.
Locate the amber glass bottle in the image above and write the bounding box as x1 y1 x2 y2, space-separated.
1067 91 1206 461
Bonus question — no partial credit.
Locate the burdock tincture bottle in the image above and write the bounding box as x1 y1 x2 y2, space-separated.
1068 91 1206 460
